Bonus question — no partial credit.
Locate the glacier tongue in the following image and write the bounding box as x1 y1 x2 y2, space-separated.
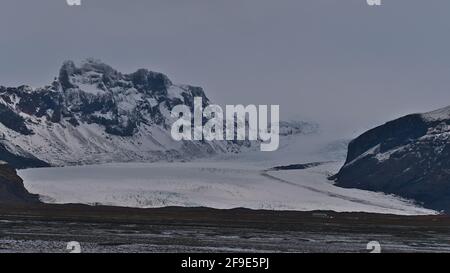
19 161 436 215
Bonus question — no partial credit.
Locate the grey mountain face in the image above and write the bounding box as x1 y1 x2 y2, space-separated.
333 106 450 212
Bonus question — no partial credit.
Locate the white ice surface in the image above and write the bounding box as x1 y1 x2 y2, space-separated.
16 124 436 215
19 161 436 215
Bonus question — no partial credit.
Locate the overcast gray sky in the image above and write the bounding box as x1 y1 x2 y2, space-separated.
1 0 450 138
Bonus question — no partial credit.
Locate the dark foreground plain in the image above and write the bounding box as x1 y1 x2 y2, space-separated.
0 204 449 253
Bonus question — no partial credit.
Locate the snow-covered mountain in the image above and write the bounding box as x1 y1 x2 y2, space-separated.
0 59 228 167
0 59 314 168
333 106 450 212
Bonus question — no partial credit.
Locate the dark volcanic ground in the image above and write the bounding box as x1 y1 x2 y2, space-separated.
0 204 450 253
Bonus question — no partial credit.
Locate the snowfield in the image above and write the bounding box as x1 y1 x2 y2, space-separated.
19 161 436 215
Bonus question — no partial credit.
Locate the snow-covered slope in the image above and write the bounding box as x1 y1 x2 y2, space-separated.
19 161 435 215
218 132 348 169
422 105 450 121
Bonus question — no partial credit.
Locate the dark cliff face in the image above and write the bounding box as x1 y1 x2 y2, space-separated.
333 107 450 212
0 164 40 204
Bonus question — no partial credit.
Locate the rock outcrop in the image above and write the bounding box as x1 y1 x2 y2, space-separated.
0 163 40 204
333 106 450 212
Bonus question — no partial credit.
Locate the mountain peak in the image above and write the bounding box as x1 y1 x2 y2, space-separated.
60 58 114 73
129 68 172 93
58 59 173 94
59 60 77 75
79 58 120 77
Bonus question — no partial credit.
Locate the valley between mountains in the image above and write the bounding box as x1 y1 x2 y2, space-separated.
0 59 448 215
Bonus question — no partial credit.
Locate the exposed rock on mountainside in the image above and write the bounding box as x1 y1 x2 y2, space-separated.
0 162 40 204
333 106 450 212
